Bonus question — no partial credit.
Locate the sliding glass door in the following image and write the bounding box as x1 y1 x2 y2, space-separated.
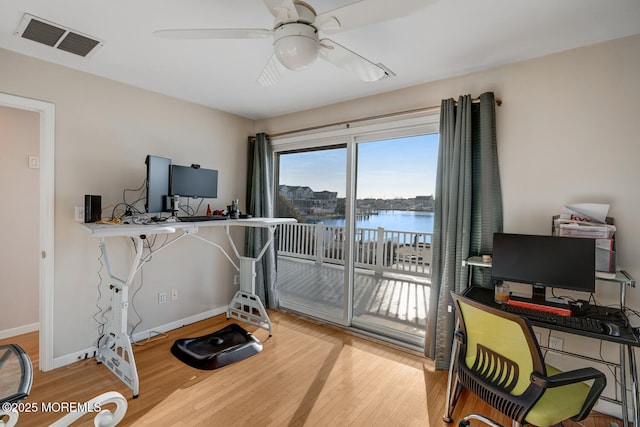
274 114 439 348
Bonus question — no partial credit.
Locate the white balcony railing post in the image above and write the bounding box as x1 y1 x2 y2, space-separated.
375 226 385 274
315 222 324 265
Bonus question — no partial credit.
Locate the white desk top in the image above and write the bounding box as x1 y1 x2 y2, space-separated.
81 217 297 238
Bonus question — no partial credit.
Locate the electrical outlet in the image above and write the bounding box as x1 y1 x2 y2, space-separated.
74 206 85 222
549 336 563 351
158 292 167 304
234 275 240 286
171 289 178 301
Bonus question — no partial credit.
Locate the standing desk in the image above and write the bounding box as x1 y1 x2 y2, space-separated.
445 257 639 427
81 217 296 397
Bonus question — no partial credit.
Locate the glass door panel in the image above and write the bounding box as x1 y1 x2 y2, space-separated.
351 134 439 347
275 146 348 324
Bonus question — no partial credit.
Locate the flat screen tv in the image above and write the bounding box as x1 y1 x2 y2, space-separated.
145 155 171 213
491 233 595 301
170 165 218 199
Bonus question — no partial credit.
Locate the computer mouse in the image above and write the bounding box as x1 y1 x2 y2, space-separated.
601 321 621 337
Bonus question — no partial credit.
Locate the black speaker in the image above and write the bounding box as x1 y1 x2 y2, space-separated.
84 195 101 223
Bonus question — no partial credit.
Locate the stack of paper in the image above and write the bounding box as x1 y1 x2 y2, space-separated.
553 203 616 277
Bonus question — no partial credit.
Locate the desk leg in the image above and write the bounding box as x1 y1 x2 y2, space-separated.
224 225 277 336
227 257 272 335
97 237 141 398
627 345 639 427
443 319 461 422
620 343 631 427
97 284 139 398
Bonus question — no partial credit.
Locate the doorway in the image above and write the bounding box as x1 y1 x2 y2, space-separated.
0 92 55 371
274 114 440 348
0 107 39 336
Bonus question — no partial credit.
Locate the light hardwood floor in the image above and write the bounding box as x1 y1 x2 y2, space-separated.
1 311 624 426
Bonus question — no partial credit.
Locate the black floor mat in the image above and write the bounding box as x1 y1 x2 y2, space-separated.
171 323 263 370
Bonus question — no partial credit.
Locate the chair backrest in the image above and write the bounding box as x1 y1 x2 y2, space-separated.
451 292 547 420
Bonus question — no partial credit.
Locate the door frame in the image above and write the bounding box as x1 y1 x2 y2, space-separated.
272 113 440 336
0 92 55 371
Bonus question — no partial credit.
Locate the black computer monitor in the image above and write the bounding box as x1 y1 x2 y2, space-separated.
145 155 171 213
170 164 218 199
491 233 595 302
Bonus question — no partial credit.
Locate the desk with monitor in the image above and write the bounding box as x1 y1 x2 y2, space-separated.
81 217 296 397
446 233 639 427
448 285 639 426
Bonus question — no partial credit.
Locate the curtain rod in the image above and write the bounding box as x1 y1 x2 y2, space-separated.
253 97 502 140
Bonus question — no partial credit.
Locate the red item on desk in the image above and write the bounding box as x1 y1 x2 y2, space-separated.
507 298 572 316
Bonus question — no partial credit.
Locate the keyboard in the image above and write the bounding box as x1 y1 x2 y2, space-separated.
178 215 228 222
504 304 605 334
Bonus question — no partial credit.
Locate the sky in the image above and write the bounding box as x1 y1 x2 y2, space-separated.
278 133 439 199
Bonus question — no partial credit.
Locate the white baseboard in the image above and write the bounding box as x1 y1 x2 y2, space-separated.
0 322 39 340
131 306 228 343
53 346 100 368
595 399 623 423
53 306 228 369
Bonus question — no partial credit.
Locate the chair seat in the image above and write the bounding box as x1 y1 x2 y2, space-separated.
524 365 593 427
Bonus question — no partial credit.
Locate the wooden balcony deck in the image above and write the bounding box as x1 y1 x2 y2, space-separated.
276 256 430 343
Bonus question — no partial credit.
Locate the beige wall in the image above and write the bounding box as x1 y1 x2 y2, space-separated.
256 33 640 301
0 48 254 358
255 34 640 411
0 106 39 335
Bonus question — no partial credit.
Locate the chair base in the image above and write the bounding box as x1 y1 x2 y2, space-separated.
458 414 523 427
458 414 505 427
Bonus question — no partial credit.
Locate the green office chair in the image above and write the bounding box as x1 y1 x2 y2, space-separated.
445 292 606 427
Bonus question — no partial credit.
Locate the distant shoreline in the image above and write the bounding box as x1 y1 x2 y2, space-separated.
306 208 433 221
304 210 435 236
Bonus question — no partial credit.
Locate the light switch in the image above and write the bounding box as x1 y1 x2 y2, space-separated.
28 155 40 169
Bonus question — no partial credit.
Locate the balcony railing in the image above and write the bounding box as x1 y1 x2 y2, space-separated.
277 222 432 278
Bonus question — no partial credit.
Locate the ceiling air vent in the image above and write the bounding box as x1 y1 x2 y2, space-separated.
15 14 103 57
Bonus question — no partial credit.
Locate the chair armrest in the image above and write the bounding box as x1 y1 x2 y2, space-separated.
531 367 607 421
531 367 604 388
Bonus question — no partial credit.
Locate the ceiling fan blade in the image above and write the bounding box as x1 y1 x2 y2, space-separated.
263 0 299 23
154 28 272 39
318 39 389 82
257 54 286 86
316 0 430 34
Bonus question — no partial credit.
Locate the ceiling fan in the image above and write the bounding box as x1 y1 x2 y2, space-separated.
154 0 427 86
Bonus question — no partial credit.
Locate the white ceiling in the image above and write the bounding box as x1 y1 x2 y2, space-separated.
1 0 640 120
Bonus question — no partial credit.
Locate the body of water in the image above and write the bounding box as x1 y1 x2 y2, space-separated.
309 210 434 234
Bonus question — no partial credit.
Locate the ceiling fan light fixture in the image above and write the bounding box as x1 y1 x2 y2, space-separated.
273 23 319 70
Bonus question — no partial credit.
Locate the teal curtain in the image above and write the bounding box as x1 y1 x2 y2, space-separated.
245 133 278 308
424 92 502 370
